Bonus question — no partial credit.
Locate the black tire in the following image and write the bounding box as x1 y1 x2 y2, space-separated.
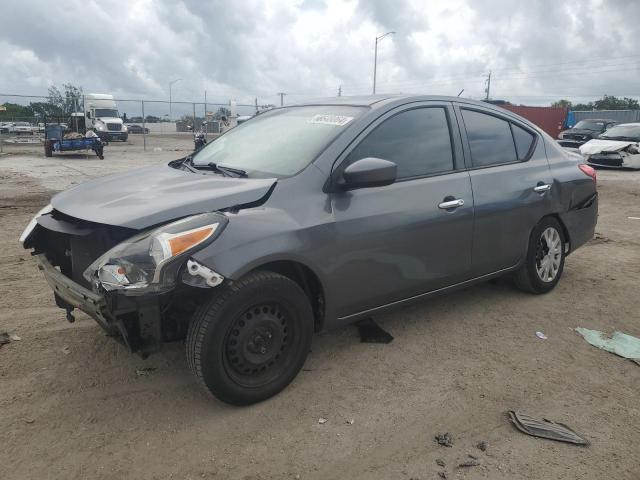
186 270 313 405
514 217 566 294
44 140 53 157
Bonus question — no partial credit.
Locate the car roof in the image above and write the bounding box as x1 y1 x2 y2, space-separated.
288 94 508 110
611 122 640 127
577 118 617 122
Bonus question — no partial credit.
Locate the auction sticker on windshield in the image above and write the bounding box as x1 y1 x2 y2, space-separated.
308 114 354 126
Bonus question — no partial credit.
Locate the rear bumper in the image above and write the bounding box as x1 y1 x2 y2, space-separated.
560 194 598 253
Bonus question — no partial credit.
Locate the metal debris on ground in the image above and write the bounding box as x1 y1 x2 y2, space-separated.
0 332 11 346
508 411 589 446
536 331 548 340
10 334 21 341
467 454 478 460
575 327 640 365
345 419 354 425
24 418 35 424
457 459 480 468
61 346 71 355
356 317 394 344
437 471 448 479
135 367 157 376
318 417 328 424
436 459 446 467
476 441 487 451
435 432 453 447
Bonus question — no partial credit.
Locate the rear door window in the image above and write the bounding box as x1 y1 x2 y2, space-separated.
345 107 454 179
461 109 518 167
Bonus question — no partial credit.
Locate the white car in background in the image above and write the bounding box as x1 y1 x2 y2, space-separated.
579 123 640 169
9 122 35 135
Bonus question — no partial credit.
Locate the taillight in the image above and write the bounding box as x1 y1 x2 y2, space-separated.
578 164 596 184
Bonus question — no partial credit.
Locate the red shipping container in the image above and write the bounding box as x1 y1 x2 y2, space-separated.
497 105 568 138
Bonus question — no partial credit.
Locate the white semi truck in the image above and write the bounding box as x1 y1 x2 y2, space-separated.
84 94 128 141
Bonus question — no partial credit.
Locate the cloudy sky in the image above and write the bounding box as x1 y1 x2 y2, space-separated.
1 0 639 111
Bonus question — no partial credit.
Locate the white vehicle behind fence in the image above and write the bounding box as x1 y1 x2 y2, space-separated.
84 93 128 142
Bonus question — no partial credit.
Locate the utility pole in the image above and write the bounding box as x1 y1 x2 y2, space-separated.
255 97 259 114
484 71 491 101
373 31 395 95
277 92 286 106
338 85 342 97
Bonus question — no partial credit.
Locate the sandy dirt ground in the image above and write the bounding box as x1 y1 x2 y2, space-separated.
1 145 639 480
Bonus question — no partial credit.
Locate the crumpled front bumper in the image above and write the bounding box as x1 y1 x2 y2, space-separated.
35 253 164 354
35 253 112 330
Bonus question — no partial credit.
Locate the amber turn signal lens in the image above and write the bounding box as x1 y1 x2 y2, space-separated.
167 226 215 257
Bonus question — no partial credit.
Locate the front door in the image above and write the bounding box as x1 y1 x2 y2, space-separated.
327 104 475 318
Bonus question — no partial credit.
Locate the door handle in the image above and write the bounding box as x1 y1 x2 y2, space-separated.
438 198 465 210
533 184 551 193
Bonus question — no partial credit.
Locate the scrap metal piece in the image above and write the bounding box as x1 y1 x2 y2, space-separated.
575 327 640 365
357 318 394 344
508 411 589 446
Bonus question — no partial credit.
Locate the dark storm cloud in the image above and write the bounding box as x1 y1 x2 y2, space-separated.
1 0 638 105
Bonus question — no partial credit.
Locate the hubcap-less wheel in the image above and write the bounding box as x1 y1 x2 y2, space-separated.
223 303 291 388
535 227 562 282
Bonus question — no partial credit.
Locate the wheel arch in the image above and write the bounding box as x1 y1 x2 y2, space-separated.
244 259 326 332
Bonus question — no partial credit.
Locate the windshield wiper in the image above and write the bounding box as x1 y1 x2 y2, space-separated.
181 156 198 173
207 162 248 178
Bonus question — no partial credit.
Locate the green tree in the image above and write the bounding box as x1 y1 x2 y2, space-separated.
0 102 34 119
551 99 572 109
565 95 640 111
47 83 84 115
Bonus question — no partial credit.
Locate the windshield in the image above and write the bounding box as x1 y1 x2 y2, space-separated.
94 108 119 118
573 120 605 131
600 124 640 140
191 105 366 177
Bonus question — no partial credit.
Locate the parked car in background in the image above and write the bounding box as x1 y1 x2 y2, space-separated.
126 124 149 134
0 122 11 134
579 123 640 169
21 95 598 405
8 122 35 135
558 119 616 148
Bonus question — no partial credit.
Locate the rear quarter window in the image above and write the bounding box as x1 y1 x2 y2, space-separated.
461 109 517 167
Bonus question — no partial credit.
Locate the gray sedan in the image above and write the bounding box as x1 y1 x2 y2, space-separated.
21 95 598 405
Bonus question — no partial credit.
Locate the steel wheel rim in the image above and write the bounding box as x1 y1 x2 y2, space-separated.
223 303 293 388
535 227 562 282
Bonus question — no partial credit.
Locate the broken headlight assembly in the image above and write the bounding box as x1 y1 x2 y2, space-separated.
83 212 227 295
19 203 53 245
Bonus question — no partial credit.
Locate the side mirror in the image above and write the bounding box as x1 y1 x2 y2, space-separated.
340 157 397 190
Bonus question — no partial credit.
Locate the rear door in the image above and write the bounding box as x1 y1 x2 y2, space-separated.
455 105 553 276
328 102 474 318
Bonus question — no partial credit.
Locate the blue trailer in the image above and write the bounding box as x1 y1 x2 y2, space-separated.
44 124 104 159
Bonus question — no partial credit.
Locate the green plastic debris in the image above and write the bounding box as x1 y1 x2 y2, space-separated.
575 328 640 365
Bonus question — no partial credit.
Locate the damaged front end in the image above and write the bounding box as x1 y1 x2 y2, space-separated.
22 208 228 355
580 140 640 169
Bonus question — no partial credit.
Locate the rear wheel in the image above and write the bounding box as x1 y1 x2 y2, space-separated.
514 217 565 294
186 270 313 405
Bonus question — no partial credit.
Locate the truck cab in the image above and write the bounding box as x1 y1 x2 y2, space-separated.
84 94 128 142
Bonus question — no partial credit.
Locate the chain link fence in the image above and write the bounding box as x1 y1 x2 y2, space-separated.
0 93 261 156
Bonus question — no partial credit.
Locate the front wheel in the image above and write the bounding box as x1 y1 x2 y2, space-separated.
186 271 313 405
514 217 566 294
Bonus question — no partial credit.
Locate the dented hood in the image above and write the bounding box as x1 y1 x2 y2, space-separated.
579 139 639 156
51 164 277 229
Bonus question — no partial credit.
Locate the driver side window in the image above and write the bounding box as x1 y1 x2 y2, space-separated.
345 107 455 179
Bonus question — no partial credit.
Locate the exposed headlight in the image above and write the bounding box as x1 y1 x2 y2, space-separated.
83 212 227 295
95 122 105 131
122 124 128 132
19 204 53 245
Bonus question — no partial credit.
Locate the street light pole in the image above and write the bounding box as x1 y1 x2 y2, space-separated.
373 31 395 95
169 78 182 119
